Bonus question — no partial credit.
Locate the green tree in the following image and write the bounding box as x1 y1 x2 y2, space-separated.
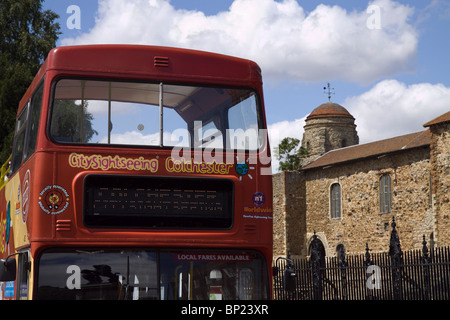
51 100 98 143
0 0 60 165
274 137 309 171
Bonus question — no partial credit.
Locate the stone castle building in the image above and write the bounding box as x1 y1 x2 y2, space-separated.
273 103 449 259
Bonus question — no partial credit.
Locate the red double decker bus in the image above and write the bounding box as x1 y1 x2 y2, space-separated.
0 45 272 300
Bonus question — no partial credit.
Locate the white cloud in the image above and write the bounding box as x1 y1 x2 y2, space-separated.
345 80 450 143
62 0 418 84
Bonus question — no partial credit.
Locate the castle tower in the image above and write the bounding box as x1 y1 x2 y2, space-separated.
301 102 359 165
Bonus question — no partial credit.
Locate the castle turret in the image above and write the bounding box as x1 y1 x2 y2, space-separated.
301 102 359 164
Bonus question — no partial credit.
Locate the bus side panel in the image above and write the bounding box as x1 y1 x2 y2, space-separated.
0 175 20 299
7 171 31 249
0 185 11 299
0 153 47 299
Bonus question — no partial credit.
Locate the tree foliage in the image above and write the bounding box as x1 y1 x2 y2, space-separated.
51 100 98 143
0 0 60 164
274 137 309 171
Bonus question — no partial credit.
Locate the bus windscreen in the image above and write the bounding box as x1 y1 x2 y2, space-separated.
36 248 269 300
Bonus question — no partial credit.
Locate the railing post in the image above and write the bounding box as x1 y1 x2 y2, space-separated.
338 244 348 300
284 252 296 299
421 235 431 300
365 243 375 300
310 232 323 300
388 217 403 300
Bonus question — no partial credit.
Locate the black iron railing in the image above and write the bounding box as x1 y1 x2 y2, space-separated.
274 218 450 300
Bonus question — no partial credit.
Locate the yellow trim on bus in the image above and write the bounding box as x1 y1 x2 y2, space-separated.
0 154 11 190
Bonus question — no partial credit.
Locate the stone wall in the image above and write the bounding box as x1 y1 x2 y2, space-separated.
272 172 287 257
303 146 432 255
429 121 450 246
272 171 306 258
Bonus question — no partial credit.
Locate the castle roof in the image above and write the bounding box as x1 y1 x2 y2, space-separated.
423 111 450 127
302 129 431 171
306 102 355 120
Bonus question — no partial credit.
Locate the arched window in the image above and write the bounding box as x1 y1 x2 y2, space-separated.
308 236 326 261
379 174 391 213
330 183 341 219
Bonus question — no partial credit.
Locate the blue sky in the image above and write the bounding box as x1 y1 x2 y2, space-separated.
43 0 450 171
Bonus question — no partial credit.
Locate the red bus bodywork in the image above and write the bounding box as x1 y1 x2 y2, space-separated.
0 45 272 300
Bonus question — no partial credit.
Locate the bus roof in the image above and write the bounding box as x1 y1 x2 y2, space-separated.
18 44 262 115
46 45 261 84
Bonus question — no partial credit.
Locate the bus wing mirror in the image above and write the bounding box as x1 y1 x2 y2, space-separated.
0 258 16 281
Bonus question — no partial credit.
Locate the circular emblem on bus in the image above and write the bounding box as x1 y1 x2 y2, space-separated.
252 192 266 206
38 185 70 215
235 162 249 176
234 157 255 181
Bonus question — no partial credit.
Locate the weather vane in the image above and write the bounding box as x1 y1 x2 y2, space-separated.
323 83 335 102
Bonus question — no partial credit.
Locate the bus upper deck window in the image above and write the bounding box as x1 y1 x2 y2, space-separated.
11 104 29 173
227 93 260 151
50 79 261 151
